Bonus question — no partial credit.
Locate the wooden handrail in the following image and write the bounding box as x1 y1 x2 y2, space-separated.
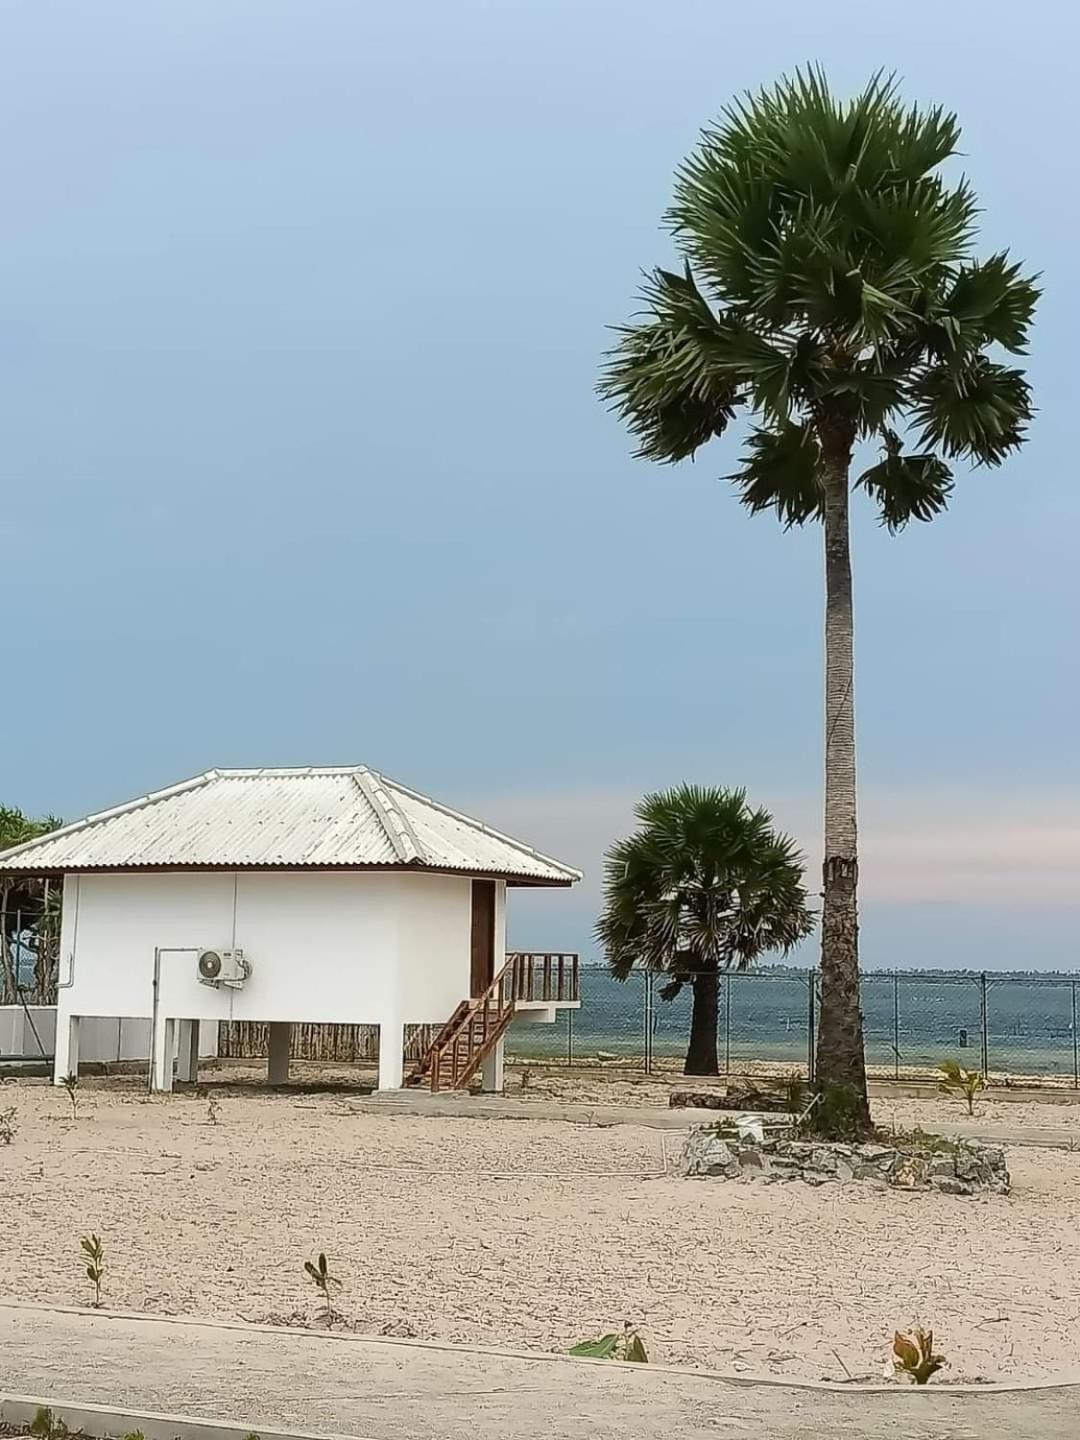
410 951 580 1092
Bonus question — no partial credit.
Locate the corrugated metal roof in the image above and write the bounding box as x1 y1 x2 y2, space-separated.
0 767 582 885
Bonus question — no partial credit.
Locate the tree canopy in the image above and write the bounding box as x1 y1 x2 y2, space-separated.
597 784 814 992
599 68 1039 518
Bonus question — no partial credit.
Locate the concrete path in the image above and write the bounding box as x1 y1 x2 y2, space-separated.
1 1304 1076 1440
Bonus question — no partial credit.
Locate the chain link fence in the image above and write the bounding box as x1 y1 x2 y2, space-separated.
504 966 1080 1088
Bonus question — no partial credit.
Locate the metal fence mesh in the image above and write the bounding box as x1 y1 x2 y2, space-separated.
504 966 1080 1088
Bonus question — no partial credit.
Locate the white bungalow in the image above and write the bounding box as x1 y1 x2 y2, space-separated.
0 766 581 1093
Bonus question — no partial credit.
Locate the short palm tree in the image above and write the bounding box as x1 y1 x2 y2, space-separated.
596 785 814 1075
599 71 1038 1125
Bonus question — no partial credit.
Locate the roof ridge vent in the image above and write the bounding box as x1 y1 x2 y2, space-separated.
352 768 424 864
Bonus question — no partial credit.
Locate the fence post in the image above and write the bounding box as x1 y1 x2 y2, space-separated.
1072 981 1078 1092
980 973 989 1079
643 971 652 1076
567 1001 574 1068
723 972 732 1076
893 971 900 1081
806 970 816 1085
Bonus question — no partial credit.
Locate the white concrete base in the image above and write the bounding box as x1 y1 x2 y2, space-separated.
0 1007 218 1070
378 1020 404 1090
0 1005 56 1059
151 1017 176 1092
53 1014 80 1083
480 1037 505 1093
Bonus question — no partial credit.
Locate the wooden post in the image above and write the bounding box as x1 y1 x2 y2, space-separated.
267 1022 292 1085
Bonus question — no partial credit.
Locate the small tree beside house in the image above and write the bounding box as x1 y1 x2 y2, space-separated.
596 784 814 1075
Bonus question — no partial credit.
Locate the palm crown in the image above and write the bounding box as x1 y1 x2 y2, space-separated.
599 69 1039 526
596 784 814 990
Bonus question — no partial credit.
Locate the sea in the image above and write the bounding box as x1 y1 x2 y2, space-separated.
505 965 1080 1082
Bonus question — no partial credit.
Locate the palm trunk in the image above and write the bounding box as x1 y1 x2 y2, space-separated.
815 431 871 1132
684 967 719 1075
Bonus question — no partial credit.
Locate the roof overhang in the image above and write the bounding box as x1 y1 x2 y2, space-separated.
0 862 576 888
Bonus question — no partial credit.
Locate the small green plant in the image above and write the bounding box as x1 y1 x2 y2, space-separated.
938 1060 987 1117
123 1431 146 1440
80 1233 105 1307
569 1323 648 1363
29 1407 69 1440
61 1073 79 1119
893 1327 946 1384
520 1066 533 1092
206 1093 222 1125
304 1251 341 1321
0 1104 17 1144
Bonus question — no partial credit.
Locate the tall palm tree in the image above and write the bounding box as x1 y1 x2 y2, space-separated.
596 785 814 1075
599 71 1038 1126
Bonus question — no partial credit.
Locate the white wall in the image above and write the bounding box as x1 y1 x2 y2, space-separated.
394 872 477 1020
58 869 496 1030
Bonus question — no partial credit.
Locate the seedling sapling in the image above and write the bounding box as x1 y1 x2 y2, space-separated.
80 1233 105 1307
304 1251 342 1322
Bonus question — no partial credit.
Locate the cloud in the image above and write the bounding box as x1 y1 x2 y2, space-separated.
465 781 1080 908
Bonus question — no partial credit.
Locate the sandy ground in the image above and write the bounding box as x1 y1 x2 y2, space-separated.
501 1062 1080 1138
1 1074 1079 1386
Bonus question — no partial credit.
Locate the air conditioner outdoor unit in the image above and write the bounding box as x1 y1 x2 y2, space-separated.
197 948 251 989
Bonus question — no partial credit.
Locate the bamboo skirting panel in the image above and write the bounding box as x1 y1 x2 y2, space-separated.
216 1021 436 1062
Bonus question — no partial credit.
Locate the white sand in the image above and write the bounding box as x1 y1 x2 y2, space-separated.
1 1074 1079 1384
507 1061 1080 1128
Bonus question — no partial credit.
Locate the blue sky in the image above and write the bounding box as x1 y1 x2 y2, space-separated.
3 1 1077 969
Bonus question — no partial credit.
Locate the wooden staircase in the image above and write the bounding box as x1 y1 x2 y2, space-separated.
406 951 579 1093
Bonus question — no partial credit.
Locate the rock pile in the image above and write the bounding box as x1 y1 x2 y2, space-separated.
680 1128 1009 1195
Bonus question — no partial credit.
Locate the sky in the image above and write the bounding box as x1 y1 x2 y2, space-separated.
3 0 1077 971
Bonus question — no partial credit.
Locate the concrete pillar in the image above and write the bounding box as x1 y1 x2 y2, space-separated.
267 1021 292 1085
378 1019 405 1091
480 1036 505 1094
151 1017 175 1093
176 1020 200 1083
53 1014 79 1085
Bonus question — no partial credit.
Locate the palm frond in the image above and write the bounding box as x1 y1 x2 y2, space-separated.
598 325 740 464
942 253 1041 354
727 423 823 526
911 357 1034 466
856 431 953 530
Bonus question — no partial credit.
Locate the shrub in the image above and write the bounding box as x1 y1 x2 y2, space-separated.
0 1104 16 1144
893 1327 946 1384
30 1408 69 1440
808 1082 869 1141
